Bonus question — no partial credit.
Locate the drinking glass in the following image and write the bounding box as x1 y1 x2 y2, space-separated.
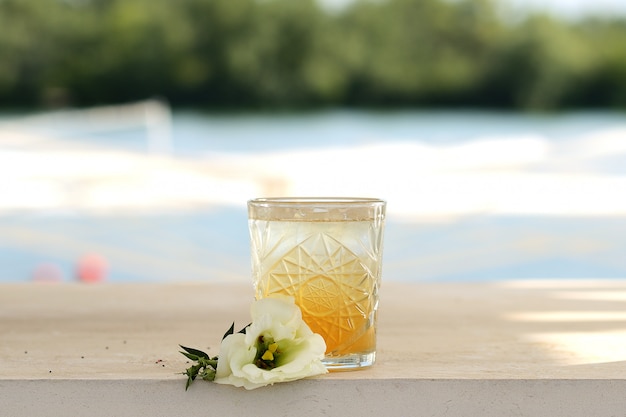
248 197 386 370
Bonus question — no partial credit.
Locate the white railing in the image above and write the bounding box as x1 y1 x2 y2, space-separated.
0 99 172 154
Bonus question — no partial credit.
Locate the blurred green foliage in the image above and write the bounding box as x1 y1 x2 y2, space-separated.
1 0 625 110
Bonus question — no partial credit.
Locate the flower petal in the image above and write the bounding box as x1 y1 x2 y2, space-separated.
214 296 327 390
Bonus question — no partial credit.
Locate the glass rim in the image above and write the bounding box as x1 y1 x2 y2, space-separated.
248 197 386 207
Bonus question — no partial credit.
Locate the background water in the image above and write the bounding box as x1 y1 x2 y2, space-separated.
33 108 626 153
2 108 626 283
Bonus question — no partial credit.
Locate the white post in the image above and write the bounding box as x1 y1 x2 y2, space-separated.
144 99 172 155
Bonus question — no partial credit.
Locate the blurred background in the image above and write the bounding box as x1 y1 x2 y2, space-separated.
1 0 626 283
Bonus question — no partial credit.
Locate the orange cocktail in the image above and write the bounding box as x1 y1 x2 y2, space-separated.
248 198 385 370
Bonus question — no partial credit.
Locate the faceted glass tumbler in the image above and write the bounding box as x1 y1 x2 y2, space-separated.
248 197 386 370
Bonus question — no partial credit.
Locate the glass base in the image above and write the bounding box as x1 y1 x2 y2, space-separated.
322 352 376 371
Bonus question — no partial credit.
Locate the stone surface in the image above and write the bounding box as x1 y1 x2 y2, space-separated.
2 280 626 416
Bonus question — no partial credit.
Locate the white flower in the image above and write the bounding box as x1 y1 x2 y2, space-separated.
214 295 327 390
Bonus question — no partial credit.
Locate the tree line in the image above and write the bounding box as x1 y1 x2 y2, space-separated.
1 0 625 110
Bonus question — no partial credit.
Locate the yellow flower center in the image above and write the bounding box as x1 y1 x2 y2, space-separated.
255 336 281 370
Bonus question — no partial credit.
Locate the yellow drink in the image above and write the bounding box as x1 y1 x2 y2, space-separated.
248 198 385 370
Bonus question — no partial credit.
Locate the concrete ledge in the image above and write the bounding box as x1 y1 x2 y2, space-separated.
2 281 626 416
3 379 626 417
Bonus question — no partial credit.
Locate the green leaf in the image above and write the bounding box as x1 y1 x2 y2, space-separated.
180 323 242 389
222 322 235 341
184 368 197 391
183 364 201 391
199 368 216 381
179 351 200 361
238 323 251 334
179 345 210 359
